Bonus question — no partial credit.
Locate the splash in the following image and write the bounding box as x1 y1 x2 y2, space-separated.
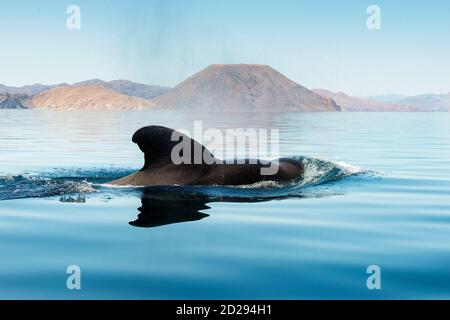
0 157 365 201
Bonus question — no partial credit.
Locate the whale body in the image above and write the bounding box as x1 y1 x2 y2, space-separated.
109 125 304 186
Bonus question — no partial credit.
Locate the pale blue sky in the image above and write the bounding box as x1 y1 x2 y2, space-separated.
0 0 449 96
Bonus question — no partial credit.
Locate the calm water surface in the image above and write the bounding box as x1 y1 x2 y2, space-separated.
0 110 449 299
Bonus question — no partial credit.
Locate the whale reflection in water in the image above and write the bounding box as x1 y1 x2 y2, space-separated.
129 189 211 228
128 187 311 229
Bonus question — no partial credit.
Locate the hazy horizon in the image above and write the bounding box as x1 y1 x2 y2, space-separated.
1 0 449 96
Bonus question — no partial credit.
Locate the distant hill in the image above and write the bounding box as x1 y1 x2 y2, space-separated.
107 80 170 100
396 93 450 111
369 93 450 111
367 94 408 103
153 64 341 111
313 89 416 111
0 94 30 109
29 85 155 110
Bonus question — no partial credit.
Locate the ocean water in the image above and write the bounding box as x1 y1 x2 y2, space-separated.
0 110 449 299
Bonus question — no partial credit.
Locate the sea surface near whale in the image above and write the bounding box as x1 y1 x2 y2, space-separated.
0 110 449 299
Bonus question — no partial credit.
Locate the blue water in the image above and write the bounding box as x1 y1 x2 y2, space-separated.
0 110 449 299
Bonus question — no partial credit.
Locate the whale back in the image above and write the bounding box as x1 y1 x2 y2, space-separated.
132 125 216 170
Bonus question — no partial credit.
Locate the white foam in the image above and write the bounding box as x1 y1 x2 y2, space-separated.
334 161 364 175
97 183 145 189
237 180 284 189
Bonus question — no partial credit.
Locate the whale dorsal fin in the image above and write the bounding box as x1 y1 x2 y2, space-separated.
132 126 217 170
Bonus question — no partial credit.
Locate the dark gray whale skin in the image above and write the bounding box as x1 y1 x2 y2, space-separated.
110 126 304 186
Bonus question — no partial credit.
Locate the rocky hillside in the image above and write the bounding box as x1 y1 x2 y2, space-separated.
153 64 340 111
29 85 155 110
0 94 30 109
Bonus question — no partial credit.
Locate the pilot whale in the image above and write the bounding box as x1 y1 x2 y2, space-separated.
109 125 304 186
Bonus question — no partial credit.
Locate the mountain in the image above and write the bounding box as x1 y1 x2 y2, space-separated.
2 71 447 111
153 64 341 111
29 85 155 110
313 89 416 111
0 94 30 109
